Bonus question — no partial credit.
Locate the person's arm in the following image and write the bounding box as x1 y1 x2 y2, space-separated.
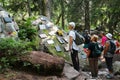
101 37 104 46
69 36 73 51
86 43 91 57
87 49 91 57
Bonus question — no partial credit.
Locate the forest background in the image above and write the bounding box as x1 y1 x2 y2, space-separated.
0 0 120 38
0 0 120 78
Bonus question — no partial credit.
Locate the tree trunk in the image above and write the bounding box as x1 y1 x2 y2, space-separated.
2 0 5 8
61 0 65 29
38 0 51 19
38 0 45 16
107 14 118 34
45 0 51 19
27 0 32 16
38 0 41 14
84 0 90 31
55 13 62 25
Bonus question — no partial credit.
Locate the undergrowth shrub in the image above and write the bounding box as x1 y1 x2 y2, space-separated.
18 17 38 41
0 38 33 72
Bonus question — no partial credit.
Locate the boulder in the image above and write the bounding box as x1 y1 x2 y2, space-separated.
113 61 120 75
63 63 80 79
20 51 65 75
113 54 120 61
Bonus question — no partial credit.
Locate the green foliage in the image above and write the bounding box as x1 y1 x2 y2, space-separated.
67 0 83 23
18 27 37 41
0 38 33 72
27 36 40 50
0 38 29 55
0 37 40 72
18 17 40 50
23 61 31 67
90 0 120 33
2 0 120 34
18 17 38 41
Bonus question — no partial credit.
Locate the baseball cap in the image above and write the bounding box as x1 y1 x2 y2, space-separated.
68 22 75 28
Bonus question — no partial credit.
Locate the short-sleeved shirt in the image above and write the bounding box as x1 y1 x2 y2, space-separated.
101 36 107 46
69 30 79 51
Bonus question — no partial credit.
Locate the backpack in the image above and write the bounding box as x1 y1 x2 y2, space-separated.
74 31 85 45
92 43 102 57
109 40 116 54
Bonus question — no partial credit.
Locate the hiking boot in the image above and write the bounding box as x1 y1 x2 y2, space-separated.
106 74 114 79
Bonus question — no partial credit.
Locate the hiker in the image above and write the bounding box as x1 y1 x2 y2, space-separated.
82 30 91 55
115 39 120 54
99 31 107 61
100 31 107 47
83 30 91 48
103 33 115 79
68 22 80 71
87 34 100 78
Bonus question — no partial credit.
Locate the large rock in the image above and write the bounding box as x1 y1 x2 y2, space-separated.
63 63 80 79
113 61 120 75
113 54 120 61
20 51 65 75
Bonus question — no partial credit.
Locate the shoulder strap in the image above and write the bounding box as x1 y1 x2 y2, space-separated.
73 30 75 40
109 40 114 48
94 42 99 49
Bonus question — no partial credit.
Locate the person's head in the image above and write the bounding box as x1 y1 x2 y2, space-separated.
106 33 112 40
100 31 105 36
68 22 75 30
91 34 98 42
84 29 89 34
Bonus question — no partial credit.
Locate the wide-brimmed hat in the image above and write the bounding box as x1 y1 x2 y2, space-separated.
68 22 75 28
106 33 112 39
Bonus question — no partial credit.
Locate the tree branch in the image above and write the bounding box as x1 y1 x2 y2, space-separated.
55 13 62 25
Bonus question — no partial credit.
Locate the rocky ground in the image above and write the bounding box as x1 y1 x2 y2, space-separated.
0 50 120 80
0 61 120 80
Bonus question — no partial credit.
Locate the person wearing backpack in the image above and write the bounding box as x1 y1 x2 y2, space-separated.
103 33 116 79
83 30 91 48
115 39 120 54
68 22 80 71
87 34 101 79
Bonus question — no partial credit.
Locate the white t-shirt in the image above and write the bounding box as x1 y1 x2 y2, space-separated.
69 30 79 51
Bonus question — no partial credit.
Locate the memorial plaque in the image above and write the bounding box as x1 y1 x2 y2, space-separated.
3 17 12 23
63 36 68 43
55 45 61 52
47 39 54 44
64 44 69 51
39 24 46 30
39 34 47 39
57 37 65 44
46 22 54 28
49 31 55 36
